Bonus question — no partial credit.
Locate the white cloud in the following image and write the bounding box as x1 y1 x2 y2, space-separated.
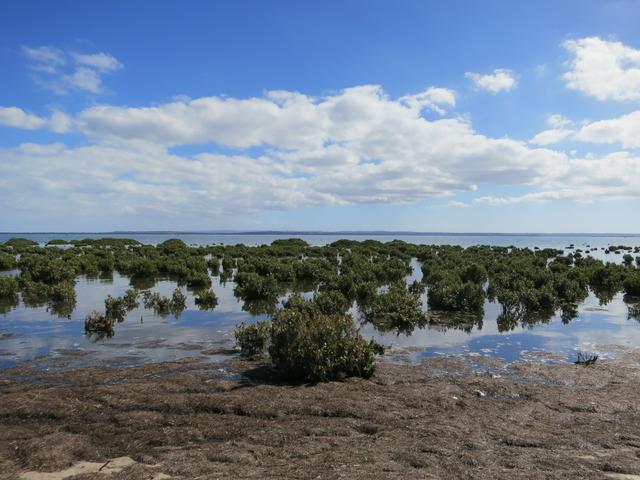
48 110 73 133
21 45 122 94
72 52 122 72
0 107 46 130
448 200 469 208
64 67 103 94
0 107 73 133
529 114 575 146
473 151 640 206
3 85 640 226
530 110 640 150
465 69 518 93
574 111 640 149
399 87 456 115
21 46 66 73
529 129 573 146
563 36 640 101
546 114 572 129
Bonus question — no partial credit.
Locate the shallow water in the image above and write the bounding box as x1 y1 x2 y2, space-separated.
1 233 640 369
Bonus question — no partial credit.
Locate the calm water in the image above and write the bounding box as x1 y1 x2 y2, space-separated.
2 232 640 250
1 233 640 370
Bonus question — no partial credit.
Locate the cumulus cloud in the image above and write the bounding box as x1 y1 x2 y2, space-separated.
465 69 518 93
21 45 122 94
398 87 456 115
0 107 72 133
0 107 46 130
574 111 640 149
563 36 640 101
473 151 640 205
48 110 73 133
3 85 640 227
529 114 575 146
529 109 640 150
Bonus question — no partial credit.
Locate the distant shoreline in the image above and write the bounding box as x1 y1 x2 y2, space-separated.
2 231 640 237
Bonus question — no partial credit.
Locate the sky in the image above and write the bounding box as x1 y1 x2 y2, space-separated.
1 0 640 233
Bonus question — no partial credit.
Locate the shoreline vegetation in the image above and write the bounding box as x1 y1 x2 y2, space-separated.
1 236 640 380
2 237 640 477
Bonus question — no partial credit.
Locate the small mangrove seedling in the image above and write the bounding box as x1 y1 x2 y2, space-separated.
170 288 187 314
195 289 218 310
122 289 140 310
84 310 115 340
105 295 128 322
235 320 272 357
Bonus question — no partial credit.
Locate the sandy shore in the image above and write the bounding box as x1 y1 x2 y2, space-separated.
1 351 640 479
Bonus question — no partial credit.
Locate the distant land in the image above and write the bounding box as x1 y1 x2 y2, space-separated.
1 231 640 237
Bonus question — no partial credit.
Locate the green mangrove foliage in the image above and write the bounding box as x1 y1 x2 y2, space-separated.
140 288 187 317
0 253 17 270
85 311 116 341
195 289 218 310
234 320 271 357
363 282 426 334
84 290 140 339
0 277 19 299
105 295 128 322
4 236 640 338
47 282 77 318
3 237 38 248
268 294 383 382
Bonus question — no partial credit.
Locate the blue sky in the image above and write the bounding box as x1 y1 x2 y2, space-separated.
1 0 640 232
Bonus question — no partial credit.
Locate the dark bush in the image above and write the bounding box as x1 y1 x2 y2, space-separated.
185 271 212 289
122 289 139 310
4 237 38 248
0 253 17 270
270 297 383 382
195 289 218 310
234 272 280 300
313 289 351 315
170 288 187 314
0 277 19 299
142 291 171 316
46 239 69 246
623 271 640 296
428 275 484 313
85 311 115 340
364 282 426 333
105 295 128 321
47 281 77 318
234 320 271 357
21 281 50 308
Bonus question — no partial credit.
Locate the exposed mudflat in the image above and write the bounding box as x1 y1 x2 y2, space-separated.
2 351 640 479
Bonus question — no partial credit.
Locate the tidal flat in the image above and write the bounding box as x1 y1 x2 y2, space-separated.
2 350 640 479
2 235 640 478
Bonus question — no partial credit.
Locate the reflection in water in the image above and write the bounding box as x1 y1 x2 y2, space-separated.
85 311 116 341
627 297 640 321
0 296 19 315
2 237 640 368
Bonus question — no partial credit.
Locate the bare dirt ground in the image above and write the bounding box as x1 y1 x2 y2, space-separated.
1 350 640 479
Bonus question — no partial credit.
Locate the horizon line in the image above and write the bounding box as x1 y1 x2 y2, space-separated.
2 230 640 237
